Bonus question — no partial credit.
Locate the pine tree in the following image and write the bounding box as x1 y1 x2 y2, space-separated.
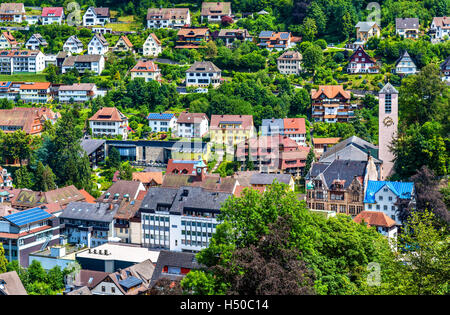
0 243 8 274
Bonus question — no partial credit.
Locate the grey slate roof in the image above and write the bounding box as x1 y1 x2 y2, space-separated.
150 250 201 286
319 136 381 164
250 173 293 185
395 18 419 30
81 139 105 156
60 202 119 223
66 286 92 295
261 118 284 135
0 271 27 295
186 61 221 73
308 159 368 189
379 82 399 94
355 21 378 32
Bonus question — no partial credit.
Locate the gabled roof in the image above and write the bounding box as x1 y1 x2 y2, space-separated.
283 117 306 134
42 7 64 17
312 137 341 145
0 271 27 295
60 202 119 223
3 207 53 227
395 17 419 30
311 85 351 100
132 172 163 185
150 250 200 286
177 28 209 37
90 33 108 46
432 16 450 28
80 139 105 156
250 173 293 185
355 21 379 32
319 136 380 164
201 2 232 16
130 60 159 73
1 31 17 45
379 82 399 94
0 3 24 15
19 82 51 90
118 35 133 48
28 33 48 46
364 180 414 203
65 35 83 46
186 61 220 73
210 114 253 130
307 159 368 189
277 50 302 61
395 51 417 68
354 211 397 228
89 107 127 122
441 55 450 69
147 113 175 120
176 112 209 124
349 46 376 63
147 33 161 45
59 83 96 91
146 8 189 20
99 180 143 203
92 7 110 18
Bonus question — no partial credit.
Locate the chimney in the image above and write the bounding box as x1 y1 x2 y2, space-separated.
109 204 113 210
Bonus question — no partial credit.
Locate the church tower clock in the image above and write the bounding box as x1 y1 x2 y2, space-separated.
378 82 399 180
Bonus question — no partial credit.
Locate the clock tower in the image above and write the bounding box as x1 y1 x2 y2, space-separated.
378 82 399 180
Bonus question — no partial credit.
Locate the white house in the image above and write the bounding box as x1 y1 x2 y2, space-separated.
146 8 190 29
25 34 48 50
395 51 417 76
88 34 109 55
430 16 450 42
200 2 232 23
58 83 98 103
143 33 161 57
277 50 302 75
0 50 46 74
185 61 221 88
61 54 105 75
364 180 415 226
0 31 18 49
89 107 129 139
130 59 161 82
0 3 25 23
395 18 419 39
175 112 209 138
41 7 64 25
147 113 177 133
63 35 84 54
83 7 110 26
19 82 52 103
354 211 398 240
0 166 13 187
440 56 450 82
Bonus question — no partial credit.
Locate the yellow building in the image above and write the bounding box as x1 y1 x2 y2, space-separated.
210 114 255 148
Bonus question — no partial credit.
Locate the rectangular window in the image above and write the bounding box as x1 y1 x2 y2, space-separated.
385 94 392 113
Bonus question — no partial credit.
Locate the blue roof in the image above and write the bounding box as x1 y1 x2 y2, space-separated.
4 207 52 227
364 181 414 203
259 31 273 38
119 276 142 289
147 113 175 120
280 32 290 39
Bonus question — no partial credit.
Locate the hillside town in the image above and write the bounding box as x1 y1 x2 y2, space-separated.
0 1 449 298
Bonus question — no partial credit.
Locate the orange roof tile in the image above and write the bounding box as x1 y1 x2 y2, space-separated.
354 211 397 228
79 189 96 203
313 137 341 145
19 82 51 90
311 85 351 100
132 172 163 185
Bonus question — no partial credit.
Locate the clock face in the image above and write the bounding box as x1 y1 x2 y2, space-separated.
383 116 394 127
197 167 202 174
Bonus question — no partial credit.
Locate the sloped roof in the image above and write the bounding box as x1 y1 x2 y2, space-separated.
0 3 24 15
311 85 351 99
3 207 53 227
364 180 414 203
0 107 42 134
250 173 293 185
93 7 110 18
355 21 378 32
395 17 419 29
20 82 51 90
177 28 209 37
147 113 174 120
395 50 417 68
60 202 119 223
277 50 302 61
283 117 306 134
99 180 143 202
131 60 159 73
210 114 253 130
118 35 133 48
132 172 163 185
379 82 399 94
319 136 380 164
66 286 92 295
59 83 96 91
432 16 450 28
354 211 397 228
91 33 108 46
146 8 189 20
312 137 341 145
81 139 105 156
162 173 237 194
149 33 161 45
186 61 221 73
42 7 63 17
307 159 368 189
176 112 208 124
89 107 127 122
2 31 17 45
150 250 200 286
201 2 231 16
73 270 109 289
0 271 27 295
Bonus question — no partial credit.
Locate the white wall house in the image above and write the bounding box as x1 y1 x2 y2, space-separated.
185 61 221 88
395 51 417 76
25 34 48 51
143 33 162 57
63 36 84 54
146 8 190 29
0 50 46 74
430 17 450 42
58 83 98 103
41 7 64 25
61 55 105 75
19 82 52 103
175 112 209 138
130 59 161 82
147 113 177 133
88 34 109 55
83 7 110 26
89 107 129 139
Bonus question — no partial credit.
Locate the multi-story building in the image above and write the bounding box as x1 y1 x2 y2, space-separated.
312 137 341 158
395 18 419 39
429 16 450 42
216 28 252 47
175 112 209 138
185 61 221 88
258 31 296 51
200 2 232 23
63 35 84 54
354 21 381 44
261 117 307 146
58 83 98 103
83 7 110 26
139 186 231 252
440 55 450 82
19 82 52 103
143 33 161 57
210 114 255 148
311 85 354 123
59 202 120 248
394 51 417 76
150 251 199 287
88 34 109 55
25 34 48 51
0 3 25 23
354 211 398 240
80 139 106 167
146 8 190 29
0 207 61 267
347 46 378 74
61 54 105 75
113 35 134 53
89 107 129 139
0 31 18 49
306 157 379 216
147 113 177 133
41 7 64 25
130 59 161 82
277 50 302 75
175 28 211 49
0 166 13 188
0 107 44 135
363 180 415 226
0 50 46 74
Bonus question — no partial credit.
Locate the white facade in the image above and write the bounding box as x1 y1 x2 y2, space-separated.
63 36 84 54
20 88 51 103
176 119 209 138
277 58 301 75
88 35 109 55
58 85 98 103
42 13 64 25
83 7 110 26
25 34 46 50
89 120 128 139
146 9 190 29
141 212 219 252
1 51 46 73
430 18 450 42
365 187 403 225
62 55 105 75
395 53 417 75
0 33 12 49
148 116 177 133
186 70 221 88
143 34 161 57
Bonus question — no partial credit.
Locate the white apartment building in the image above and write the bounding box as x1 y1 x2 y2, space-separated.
63 36 84 54
147 113 177 133
58 83 98 103
0 50 46 74
185 61 221 88
61 54 105 75
146 8 190 29
277 50 302 75
19 82 52 103
83 7 110 26
176 112 209 138
143 33 162 57
89 107 129 139
88 34 109 55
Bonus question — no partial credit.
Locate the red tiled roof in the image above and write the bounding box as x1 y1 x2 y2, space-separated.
283 118 306 134
132 172 163 185
311 85 351 100
177 28 209 37
19 82 51 90
176 112 208 124
210 114 254 130
130 60 159 73
119 35 133 48
42 7 63 17
312 137 341 145
79 189 96 203
89 107 127 122
354 211 397 228
233 185 265 197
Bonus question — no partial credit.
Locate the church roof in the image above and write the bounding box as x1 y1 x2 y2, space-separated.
379 82 399 94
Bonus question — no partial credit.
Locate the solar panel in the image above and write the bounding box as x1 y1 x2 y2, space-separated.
119 276 142 289
280 32 289 40
4 207 52 227
259 31 273 37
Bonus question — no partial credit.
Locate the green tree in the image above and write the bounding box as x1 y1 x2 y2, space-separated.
107 147 121 170
299 18 318 42
47 266 65 291
34 162 56 192
302 45 324 72
14 166 33 189
0 243 8 274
